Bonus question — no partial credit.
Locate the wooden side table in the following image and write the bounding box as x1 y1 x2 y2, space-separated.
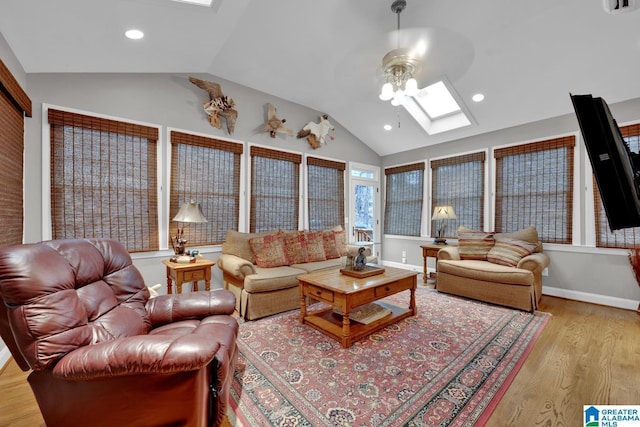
420 243 453 283
162 258 215 294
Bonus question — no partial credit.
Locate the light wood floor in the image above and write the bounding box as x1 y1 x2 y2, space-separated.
1 295 638 427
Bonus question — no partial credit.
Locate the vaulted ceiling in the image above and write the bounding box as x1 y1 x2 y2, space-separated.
2 0 640 156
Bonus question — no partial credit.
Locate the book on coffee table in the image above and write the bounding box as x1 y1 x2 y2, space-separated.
333 302 392 324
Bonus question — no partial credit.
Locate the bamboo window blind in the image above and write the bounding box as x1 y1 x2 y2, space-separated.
494 136 575 244
594 123 640 248
250 146 302 233
383 162 425 236
0 60 31 247
170 131 243 246
48 109 159 252
307 157 346 231
431 152 485 236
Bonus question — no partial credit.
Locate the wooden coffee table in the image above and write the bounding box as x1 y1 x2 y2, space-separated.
298 266 417 348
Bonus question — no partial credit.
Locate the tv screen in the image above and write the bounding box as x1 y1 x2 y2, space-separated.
570 93 640 231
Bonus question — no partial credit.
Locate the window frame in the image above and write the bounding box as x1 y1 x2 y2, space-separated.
306 155 346 231
493 135 576 244
383 161 425 237
248 145 303 233
169 130 243 247
430 151 486 237
43 104 162 252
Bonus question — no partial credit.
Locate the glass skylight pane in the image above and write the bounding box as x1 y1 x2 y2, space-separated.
418 81 461 118
170 0 214 6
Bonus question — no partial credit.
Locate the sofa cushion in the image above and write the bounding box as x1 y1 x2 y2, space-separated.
458 232 495 260
249 232 289 268
243 266 305 293
487 237 538 267
304 230 327 262
291 258 342 273
283 231 308 264
438 259 534 286
222 230 270 264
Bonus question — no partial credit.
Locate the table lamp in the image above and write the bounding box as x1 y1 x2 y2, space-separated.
432 205 457 244
172 200 207 255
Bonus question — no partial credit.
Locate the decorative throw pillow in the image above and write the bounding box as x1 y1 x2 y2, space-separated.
458 232 495 260
333 229 348 256
283 231 308 264
249 232 289 268
303 230 327 262
322 230 342 259
486 237 538 267
494 226 541 253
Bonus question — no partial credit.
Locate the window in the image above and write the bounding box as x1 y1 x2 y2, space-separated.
595 123 640 248
250 146 302 232
0 60 31 247
48 109 159 252
384 162 425 236
494 136 575 243
431 152 485 237
169 131 243 246
307 157 345 231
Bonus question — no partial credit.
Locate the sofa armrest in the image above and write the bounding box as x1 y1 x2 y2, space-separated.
437 246 461 261
517 252 550 273
145 289 236 326
217 253 256 281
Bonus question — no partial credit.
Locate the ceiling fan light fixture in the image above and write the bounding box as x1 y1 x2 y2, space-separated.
379 1 420 105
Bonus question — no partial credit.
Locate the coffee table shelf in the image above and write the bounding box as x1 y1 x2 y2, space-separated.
304 303 413 346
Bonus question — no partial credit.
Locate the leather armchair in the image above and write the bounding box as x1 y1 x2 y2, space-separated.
0 238 238 427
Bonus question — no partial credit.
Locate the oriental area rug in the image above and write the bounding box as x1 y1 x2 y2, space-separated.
228 287 550 426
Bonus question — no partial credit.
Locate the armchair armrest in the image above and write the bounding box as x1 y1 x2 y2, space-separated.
52 320 227 380
437 246 461 261
217 253 256 281
146 289 236 326
517 252 550 273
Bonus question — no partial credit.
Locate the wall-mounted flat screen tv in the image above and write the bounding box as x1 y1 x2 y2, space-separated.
570 93 640 231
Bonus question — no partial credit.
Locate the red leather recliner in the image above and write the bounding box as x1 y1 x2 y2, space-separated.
0 238 238 427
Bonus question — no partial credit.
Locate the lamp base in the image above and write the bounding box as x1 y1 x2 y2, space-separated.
433 238 448 245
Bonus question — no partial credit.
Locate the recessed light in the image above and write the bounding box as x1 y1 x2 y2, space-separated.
125 29 144 40
472 93 485 102
384 124 392 131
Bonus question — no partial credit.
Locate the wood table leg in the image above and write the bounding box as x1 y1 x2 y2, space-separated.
409 282 417 315
166 268 173 294
341 309 351 348
299 286 307 324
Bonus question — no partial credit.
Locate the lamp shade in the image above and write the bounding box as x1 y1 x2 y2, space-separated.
431 205 457 220
172 200 208 223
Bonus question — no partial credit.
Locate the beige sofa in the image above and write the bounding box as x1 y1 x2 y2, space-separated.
436 226 550 312
217 229 377 320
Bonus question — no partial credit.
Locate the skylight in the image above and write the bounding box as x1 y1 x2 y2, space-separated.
400 79 474 135
170 0 214 6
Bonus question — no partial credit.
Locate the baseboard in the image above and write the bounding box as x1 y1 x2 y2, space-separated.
380 260 639 311
542 286 640 311
380 260 425 274
0 346 11 371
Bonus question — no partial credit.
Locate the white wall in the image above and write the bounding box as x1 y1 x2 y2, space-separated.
380 98 640 309
22 72 382 288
